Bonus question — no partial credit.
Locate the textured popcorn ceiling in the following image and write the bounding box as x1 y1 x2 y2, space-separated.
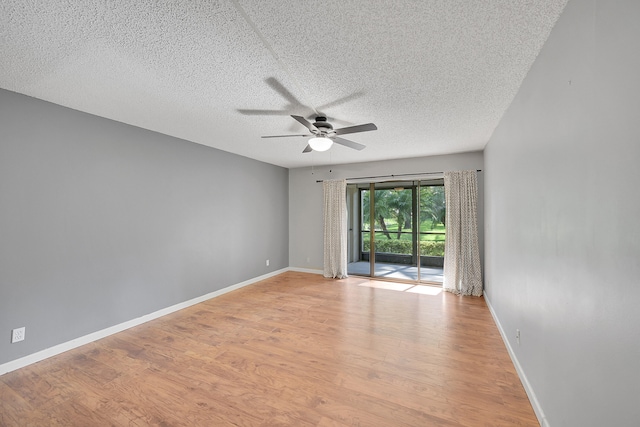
0 0 567 168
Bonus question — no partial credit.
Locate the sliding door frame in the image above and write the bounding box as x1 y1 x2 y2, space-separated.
350 179 444 284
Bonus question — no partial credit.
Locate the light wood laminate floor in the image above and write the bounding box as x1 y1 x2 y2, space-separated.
0 272 537 426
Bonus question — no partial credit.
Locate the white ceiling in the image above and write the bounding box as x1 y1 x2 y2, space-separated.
1 0 567 168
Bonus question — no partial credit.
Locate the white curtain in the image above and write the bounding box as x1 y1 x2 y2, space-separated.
443 171 483 296
323 179 348 278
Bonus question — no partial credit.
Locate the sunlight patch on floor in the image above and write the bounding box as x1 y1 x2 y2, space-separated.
358 281 414 291
406 285 442 295
358 281 442 295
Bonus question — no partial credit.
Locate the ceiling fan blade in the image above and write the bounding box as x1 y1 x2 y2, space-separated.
291 115 319 132
266 77 303 106
302 144 313 153
333 123 377 136
239 78 309 117
261 134 311 139
316 91 364 111
332 136 366 151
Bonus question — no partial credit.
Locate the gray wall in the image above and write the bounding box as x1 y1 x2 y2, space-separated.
0 89 288 365
289 152 483 270
484 1 640 426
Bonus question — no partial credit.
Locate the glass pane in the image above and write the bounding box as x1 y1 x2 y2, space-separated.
347 187 371 277
418 184 445 283
372 189 413 254
373 186 417 281
361 231 370 252
361 189 371 232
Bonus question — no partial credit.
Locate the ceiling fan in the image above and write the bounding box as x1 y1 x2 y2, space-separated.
262 115 377 153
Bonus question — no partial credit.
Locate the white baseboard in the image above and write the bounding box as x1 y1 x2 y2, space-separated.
0 268 289 376
484 295 548 427
288 267 323 275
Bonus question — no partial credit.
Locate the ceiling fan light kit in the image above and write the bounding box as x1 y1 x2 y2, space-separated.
308 137 333 152
262 115 377 153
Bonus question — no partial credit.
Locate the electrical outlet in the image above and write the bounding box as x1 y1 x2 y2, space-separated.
266 259 270 266
516 329 520 345
11 327 25 343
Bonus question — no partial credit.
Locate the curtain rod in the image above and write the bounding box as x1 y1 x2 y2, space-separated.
315 169 482 183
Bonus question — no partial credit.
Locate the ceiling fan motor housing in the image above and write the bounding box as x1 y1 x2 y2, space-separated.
313 116 333 135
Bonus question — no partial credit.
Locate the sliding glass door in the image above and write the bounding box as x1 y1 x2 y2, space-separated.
368 183 418 280
347 179 445 283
